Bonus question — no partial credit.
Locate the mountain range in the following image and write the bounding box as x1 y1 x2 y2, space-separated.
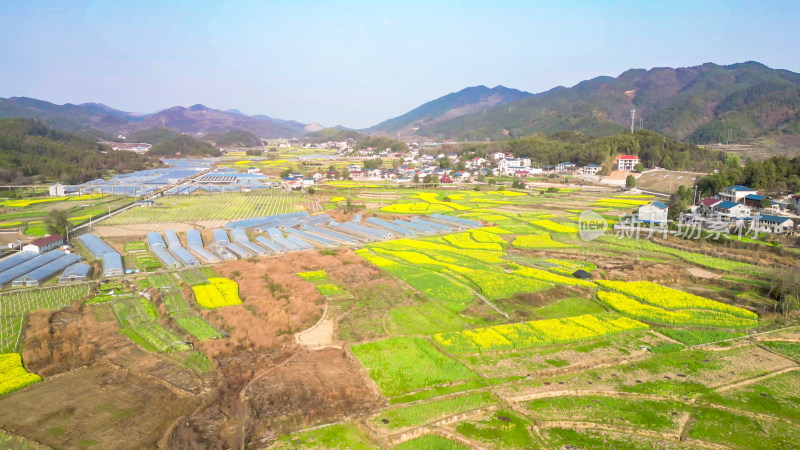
1 61 799 151
371 61 800 148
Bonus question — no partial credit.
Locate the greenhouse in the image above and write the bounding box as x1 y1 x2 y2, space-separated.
0 250 66 287
225 242 253 258
265 227 283 240
102 252 124 277
212 229 231 246
430 213 480 228
271 235 300 251
58 263 92 283
365 217 418 237
77 234 123 278
302 225 360 245
410 217 453 233
285 235 314 251
393 220 437 235
225 211 309 230
336 221 392 241
147 232 180 268
77 234 116 258
12 254 81 287
0 251 38 274
186 229 204 247
165 230 199 266
255 236 286 254
285 228 339 248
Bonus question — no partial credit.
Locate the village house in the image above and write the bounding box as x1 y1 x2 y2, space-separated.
718 185 756 203
555 161 576 172
22 234 64 254
712 200 751 219
753 214 795 234
636 202 669 224
580 164 602 175
616 155 639 171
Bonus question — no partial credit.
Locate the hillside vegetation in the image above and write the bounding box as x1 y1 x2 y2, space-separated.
148 135 220 157
205 129 261 147
0 118 153 184
393 62 800 146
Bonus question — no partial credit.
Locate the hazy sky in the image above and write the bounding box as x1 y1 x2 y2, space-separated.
1 0 799 128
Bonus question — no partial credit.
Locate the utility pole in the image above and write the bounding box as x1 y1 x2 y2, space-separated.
630 108 636 134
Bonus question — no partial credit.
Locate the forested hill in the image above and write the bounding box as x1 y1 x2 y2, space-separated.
0 119 154 184
365 85 533 135
455 130 726 173
392 62 800 146
147 135 220 157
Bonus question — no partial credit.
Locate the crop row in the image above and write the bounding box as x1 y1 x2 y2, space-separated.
433 313 648 353
511 233 572 249
529 219 579 234
595 280 758 320
175 315 222 340
596 291 757 329
512 265 595 287
122 324 191 353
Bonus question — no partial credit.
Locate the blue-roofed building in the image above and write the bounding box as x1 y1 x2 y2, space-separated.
637 201 669 224
713 200 751 219
581 164 602 175
555 161 576 172
719 185 756 203
753 214 795 234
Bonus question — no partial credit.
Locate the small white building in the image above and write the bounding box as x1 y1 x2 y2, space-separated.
49 183 66 197
617 155 639 171
555 161 576 172
637 202 669 224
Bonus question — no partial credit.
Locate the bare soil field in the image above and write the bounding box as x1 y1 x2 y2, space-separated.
0 365 198 449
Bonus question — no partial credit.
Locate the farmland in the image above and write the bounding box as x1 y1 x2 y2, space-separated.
1 164 799 449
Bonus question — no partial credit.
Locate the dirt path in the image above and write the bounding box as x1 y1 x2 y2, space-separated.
713 366 800 393
295 302 339 349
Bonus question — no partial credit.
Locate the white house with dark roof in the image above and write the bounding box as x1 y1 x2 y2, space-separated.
581 164 602 175
753 214 794 234
712 200 751 219
718 185 756 203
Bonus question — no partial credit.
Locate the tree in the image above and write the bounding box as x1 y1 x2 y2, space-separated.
511 177 524 189
422 174 439 184
625 174 637 189
363 158 383 170
412 173 420 183
438 157 452 170
634 163 644 173
759 197 772 209
280 167 293 178
668 185 693 219
45 209 71 237
339 168 350 180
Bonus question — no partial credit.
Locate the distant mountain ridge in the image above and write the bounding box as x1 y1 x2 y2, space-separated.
386 62 800 145
364 85 533 135
0 97 308 139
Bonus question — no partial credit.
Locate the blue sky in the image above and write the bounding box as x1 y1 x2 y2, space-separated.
1 0 799 128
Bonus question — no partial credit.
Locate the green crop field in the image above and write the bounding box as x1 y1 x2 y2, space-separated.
103 190 306 224
351 337 479 397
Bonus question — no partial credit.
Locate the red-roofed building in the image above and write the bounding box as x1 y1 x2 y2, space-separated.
22 234 64 254
617 155 640 171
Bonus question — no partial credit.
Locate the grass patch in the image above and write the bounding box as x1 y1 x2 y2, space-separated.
351 337 478 397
